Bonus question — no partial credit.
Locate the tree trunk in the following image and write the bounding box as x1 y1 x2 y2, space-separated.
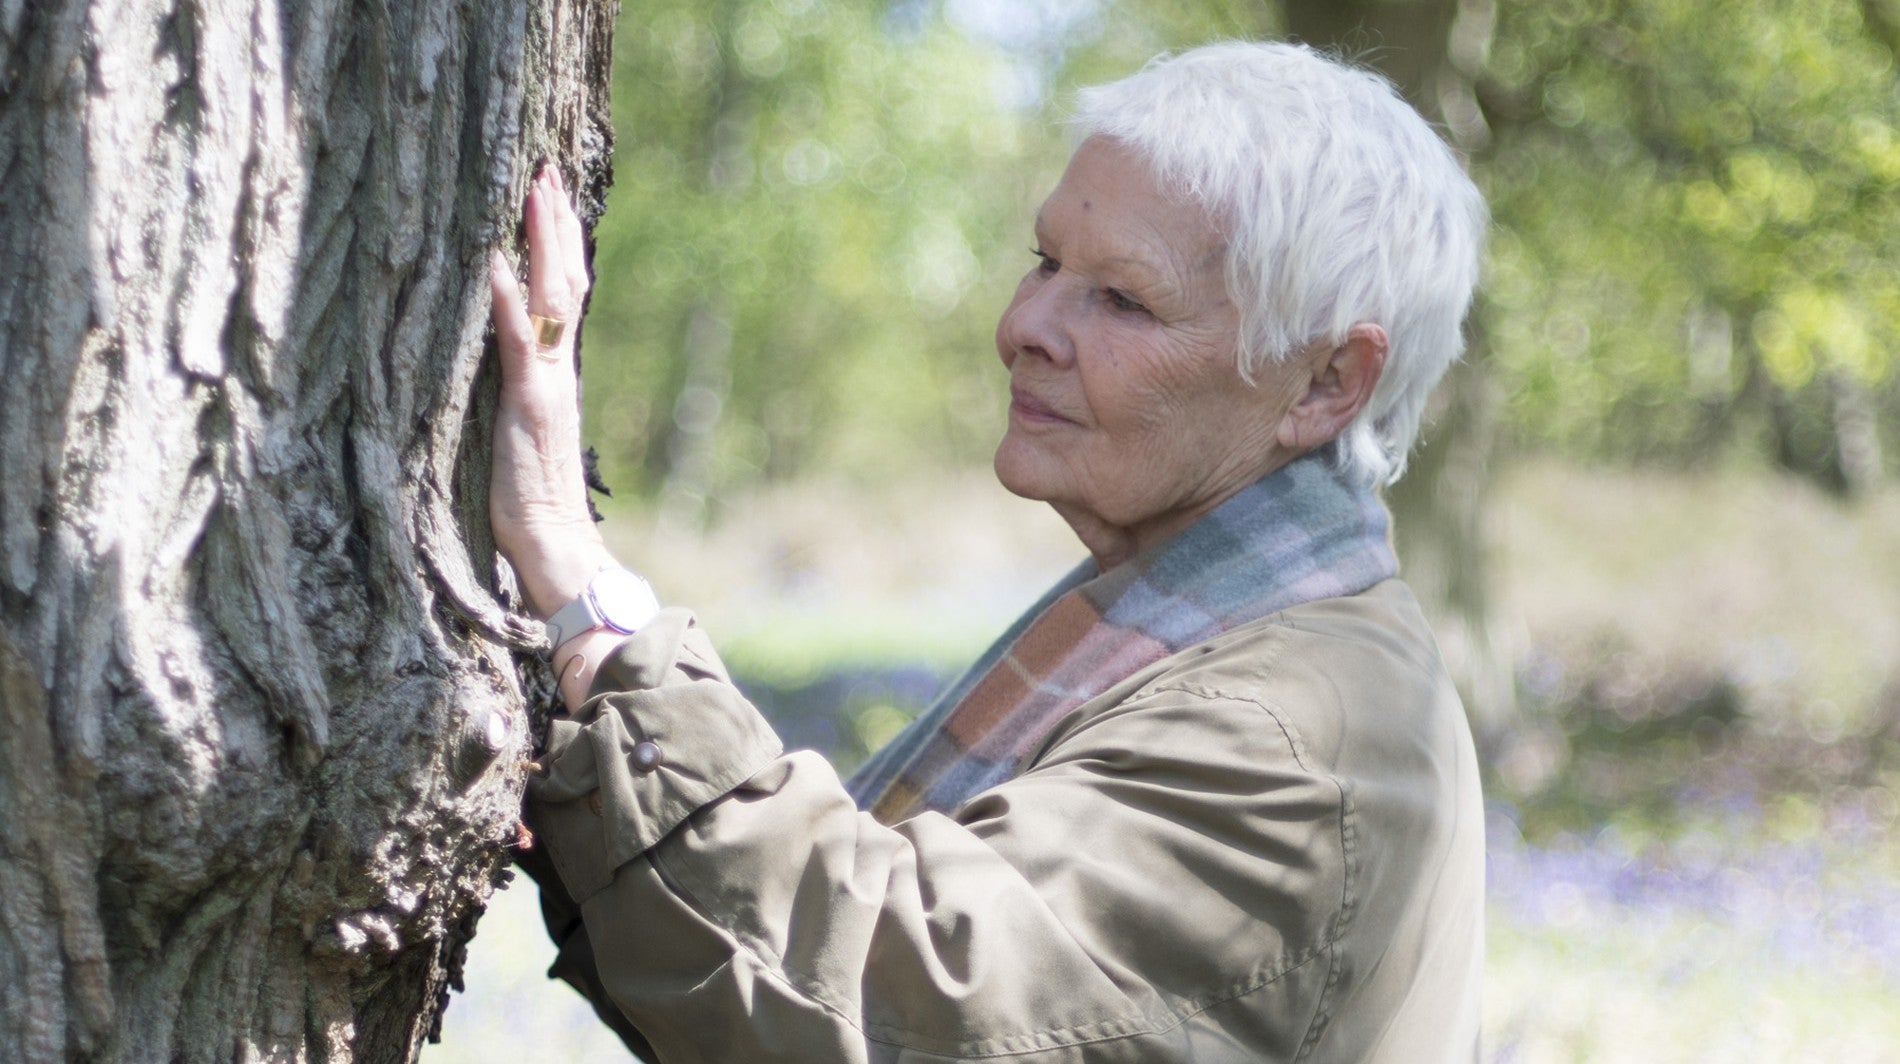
1281 0 1519 736
642 0 750 517
1828 370 1884 496
0 0 615 1060
655 297 735 533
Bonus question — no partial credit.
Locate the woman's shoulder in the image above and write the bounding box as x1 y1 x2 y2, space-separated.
1201 578 1444 680
1101 578 1466 775
1000 586 1481 1063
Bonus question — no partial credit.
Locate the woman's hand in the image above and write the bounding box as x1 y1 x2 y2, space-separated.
489 165 616 620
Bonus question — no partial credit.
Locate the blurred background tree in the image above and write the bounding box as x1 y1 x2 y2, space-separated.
583 0 1051 529
1479 0 1900 493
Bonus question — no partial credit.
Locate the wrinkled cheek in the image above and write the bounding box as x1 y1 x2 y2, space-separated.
1081 424 1174 515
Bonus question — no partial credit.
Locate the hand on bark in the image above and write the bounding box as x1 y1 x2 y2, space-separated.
489 165 616 619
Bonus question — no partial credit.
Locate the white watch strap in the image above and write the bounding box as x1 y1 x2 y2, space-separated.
543 592 601 653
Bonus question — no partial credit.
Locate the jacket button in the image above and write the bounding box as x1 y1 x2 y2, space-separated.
631 740 665 773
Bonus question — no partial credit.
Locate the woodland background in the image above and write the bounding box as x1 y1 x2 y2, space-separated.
438 0 1900 1059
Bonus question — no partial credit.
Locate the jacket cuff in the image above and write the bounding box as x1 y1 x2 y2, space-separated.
526 608 783 902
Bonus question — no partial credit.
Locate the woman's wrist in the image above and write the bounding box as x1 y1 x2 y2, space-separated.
510 535 619 620
550 627 633 711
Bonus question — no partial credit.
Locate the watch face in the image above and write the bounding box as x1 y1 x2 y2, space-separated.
591 568 660 632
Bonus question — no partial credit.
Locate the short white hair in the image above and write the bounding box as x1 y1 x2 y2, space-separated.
1071 41 1487 485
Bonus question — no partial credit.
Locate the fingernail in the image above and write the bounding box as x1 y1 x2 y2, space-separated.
552 169 565 192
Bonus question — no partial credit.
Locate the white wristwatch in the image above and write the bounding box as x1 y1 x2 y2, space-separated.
544 567 661 653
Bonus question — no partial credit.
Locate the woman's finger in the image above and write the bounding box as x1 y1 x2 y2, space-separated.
550 169 590 305
526 172 575 323
489 248 541 385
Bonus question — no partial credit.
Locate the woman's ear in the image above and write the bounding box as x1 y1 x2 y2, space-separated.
1274 323 1389 453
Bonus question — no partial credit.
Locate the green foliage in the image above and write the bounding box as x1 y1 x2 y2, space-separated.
1479 0 1900 468
582 0 1048 501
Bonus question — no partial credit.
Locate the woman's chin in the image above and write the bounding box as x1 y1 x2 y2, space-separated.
992 434 1047 498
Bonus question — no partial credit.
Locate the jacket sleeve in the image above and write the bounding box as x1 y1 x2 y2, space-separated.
510 831 659 1062
525 608 1347 1063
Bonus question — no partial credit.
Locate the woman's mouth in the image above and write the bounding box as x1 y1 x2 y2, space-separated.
1009 386 1074 426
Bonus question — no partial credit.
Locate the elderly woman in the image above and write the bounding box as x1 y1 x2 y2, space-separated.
489 41 1486 1063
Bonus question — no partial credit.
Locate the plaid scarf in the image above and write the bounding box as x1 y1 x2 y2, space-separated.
846 453 1399 824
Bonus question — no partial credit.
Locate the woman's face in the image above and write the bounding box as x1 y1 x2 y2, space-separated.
994 137 1312 566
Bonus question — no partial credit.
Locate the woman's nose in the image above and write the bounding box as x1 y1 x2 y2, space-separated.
996 276 1076 369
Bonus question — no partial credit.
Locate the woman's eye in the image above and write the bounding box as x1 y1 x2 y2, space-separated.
1030 247 1058 274
1106 289 1146 313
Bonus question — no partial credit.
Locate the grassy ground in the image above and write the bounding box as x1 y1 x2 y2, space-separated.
1497 458 1900 742
427 458 1900 1062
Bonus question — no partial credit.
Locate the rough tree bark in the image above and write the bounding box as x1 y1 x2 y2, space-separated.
0 0 616 1060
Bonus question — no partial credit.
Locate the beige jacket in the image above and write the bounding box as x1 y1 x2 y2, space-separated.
524 579 1483 1062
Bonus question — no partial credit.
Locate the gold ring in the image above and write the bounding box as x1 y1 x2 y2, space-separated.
529 313 568 351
